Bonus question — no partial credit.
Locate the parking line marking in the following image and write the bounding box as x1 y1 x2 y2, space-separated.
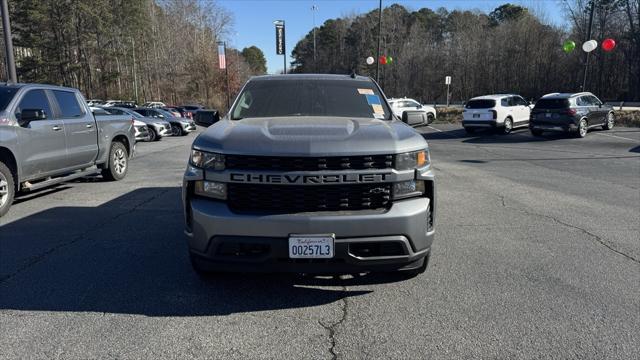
427 126 443 132
595 133 639 142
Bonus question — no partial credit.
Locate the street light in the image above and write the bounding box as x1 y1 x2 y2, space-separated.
274 20 286 74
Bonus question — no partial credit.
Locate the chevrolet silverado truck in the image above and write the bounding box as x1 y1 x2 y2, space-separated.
0 83 135 217
183 74 435 277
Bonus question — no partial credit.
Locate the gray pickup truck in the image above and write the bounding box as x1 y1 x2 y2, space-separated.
0 83 135 217
184 74 435 277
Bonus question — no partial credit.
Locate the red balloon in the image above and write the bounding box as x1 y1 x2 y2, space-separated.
379 55 387 65
602 38 616 52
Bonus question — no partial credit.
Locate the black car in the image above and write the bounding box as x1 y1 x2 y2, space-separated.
529 92 614 138
193 109 220 127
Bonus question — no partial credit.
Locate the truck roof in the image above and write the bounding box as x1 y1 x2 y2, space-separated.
250 74 373 82
0 82 80 92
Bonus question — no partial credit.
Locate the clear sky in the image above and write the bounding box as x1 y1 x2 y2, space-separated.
217 0 567 74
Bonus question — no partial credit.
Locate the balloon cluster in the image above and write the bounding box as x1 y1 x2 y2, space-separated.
563 38 616 53
366 56 393 65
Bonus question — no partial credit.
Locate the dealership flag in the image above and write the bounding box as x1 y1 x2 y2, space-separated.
218 43 226 69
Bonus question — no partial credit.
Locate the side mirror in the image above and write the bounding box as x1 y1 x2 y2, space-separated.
19 109 47 126
194 110 219 127
417 104 423 109
402 110 427 125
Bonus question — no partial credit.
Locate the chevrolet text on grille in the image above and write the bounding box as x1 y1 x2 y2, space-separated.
229 173 391 184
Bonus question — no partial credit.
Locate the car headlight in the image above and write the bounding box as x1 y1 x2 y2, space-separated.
393 180 425 199
194 180 227 200
395 150 429 170
190 149 225 170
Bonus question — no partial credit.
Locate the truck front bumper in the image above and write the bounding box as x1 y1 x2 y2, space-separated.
185 196 434 273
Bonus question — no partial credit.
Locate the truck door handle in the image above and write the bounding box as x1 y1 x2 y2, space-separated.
86 124 94 128
52 125 62 131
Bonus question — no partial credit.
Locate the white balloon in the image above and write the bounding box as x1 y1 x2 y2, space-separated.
366 56 375 65
582 40 598 53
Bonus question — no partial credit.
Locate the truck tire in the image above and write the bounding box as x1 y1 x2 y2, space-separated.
101 141 128 181
0 161 15 218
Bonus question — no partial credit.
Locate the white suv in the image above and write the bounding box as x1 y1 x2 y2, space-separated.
388 98 436 126
462 94 531 134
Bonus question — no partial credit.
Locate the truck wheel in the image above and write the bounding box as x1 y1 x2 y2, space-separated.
101 141 128 181
603 112 614 130
0 162 15 217
501 117 513 135
575 118 588 138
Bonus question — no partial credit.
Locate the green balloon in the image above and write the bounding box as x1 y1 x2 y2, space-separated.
387 56 393 63
563 40 576 53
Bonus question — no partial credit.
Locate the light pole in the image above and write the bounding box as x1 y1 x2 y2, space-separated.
130 37 139 103
311 5 318 71
581 0 596 91
1 0 17 83
376 0 382 83
218 41 230 109
274 20 286 74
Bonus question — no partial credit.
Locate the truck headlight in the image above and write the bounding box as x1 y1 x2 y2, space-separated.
393 180 425 200
395 150 429 170
194 180 227 200
190 149 225 170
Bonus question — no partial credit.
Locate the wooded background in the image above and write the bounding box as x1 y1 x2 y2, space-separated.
292 1 640 102
0 0 267 110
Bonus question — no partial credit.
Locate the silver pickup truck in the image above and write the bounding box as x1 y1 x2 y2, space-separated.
184 74 435 277
0 83 135 217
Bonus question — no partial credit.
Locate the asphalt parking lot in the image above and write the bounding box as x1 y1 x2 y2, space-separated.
1 124 639 359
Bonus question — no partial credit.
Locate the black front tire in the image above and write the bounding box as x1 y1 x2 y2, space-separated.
171 124 183 136
101 142 129 181
0 161 15 218
426 113 435 125
501 117 513 135
149 128 159 142
603 112 614 130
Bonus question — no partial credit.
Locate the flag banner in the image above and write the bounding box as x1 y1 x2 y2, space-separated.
275 24 285 55
218 44 226 69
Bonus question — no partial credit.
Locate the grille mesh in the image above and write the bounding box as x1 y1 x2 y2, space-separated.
228 183 392 213
225 154 393 171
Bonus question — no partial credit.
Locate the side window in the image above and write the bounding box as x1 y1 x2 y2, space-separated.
106 108 125 115
501 98 510 107
589 96 602 105
409 100 421 107
53 90 85 118
15 89 53 120
515 97 527 106
576 96 589 106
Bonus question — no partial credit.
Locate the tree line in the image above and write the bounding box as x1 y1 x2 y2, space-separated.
0 0 267 110
291 1 640 102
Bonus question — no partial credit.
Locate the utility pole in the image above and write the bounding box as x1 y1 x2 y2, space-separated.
1 0 17 83
218 41 230 109
312 4 318 71
131 37 139 103
376 0 382 82
581 0 596 91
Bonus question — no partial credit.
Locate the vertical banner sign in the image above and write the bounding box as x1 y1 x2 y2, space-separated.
275 23 285 55
445 76 451 85
218 43 226 69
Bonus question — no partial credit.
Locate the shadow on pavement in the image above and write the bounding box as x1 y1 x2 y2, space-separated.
630 145 640 153
0 187 374 317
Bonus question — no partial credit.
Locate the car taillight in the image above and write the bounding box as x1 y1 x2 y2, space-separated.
490 110 497 119
565 109 577 116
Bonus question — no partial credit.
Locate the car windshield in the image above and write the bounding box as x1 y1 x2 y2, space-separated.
534 98 569 109
230 79 391 120
156 109 176 118
0 87 19 111
465 99 496 109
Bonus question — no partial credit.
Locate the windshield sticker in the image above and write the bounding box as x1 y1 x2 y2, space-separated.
372 104 384 114
373 113 385 119
365 94 381 105
358 88 374 95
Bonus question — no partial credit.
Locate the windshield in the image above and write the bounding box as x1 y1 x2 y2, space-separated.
534 98 569 109
0 87 19 111
230 79 391 120
465 99 496 109
156 109 176 118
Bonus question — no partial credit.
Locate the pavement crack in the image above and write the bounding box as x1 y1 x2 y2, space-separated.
318 286 349 360
498 194 639 264
0 188 171 285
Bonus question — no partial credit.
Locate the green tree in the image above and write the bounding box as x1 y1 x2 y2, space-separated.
241 46 267 74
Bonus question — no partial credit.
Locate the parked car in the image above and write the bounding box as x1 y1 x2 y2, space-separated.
104 106 172 141
87 99 105 106
0 83 135 217
162 107 182 118
179 105 204 119
132 120 150 142
529 92 614 138
193 109 220 127
134 108 196 136
109 101 136 108
388 98 436 126
142 101 166 108
462 94 531 134
183 74 435 277
103 99 122 107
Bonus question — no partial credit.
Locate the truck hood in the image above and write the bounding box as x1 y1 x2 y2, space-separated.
192 116 427 156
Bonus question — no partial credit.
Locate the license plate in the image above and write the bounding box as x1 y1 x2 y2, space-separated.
289 234 334 259
473 114 480 118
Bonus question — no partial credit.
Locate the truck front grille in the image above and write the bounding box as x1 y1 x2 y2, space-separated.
225 154 393 171
228 183 392 213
